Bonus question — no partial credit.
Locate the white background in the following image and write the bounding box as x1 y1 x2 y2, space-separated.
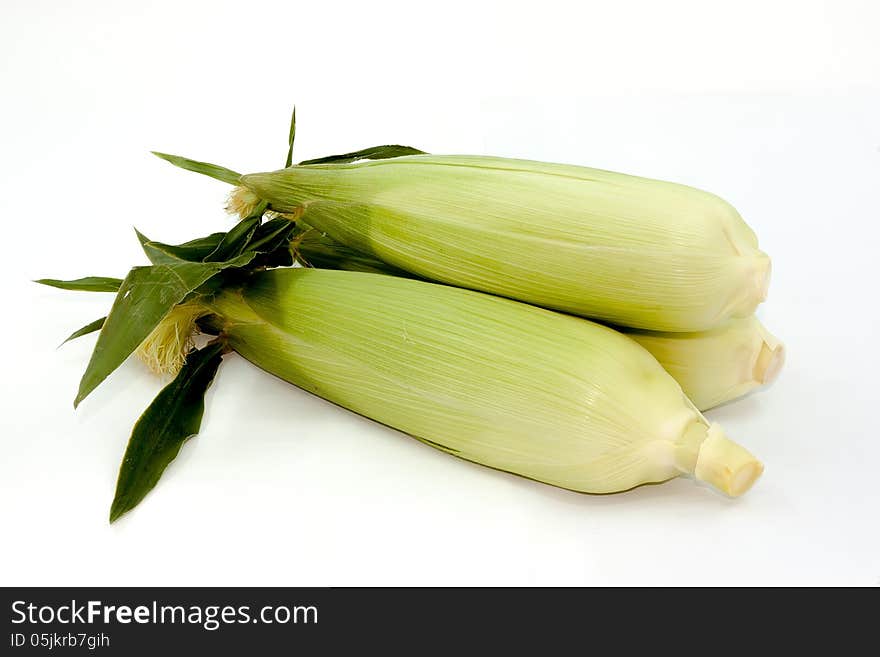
1 0 878 586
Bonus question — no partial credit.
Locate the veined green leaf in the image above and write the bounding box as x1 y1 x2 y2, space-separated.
298 145 425 166
151 151 241 185
176 232 228 255
247 216 296 253
204 216 261 262
60 317 106 346
135 228 226 265
109 342 225 522
74 252 253 408
285 106 296 168
295 229 415 278
135 229 191 266
137 217 295 270
35 277 123 293
240 217 298 270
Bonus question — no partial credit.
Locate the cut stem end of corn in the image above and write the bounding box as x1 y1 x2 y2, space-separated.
755 338 785 386
626 316 785 411
692 425 763 497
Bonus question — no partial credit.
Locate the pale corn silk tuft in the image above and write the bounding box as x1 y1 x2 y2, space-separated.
225 186 262 220
135 303 205 376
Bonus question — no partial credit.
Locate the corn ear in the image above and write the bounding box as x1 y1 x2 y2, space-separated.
624 317 785 411
207 268 762 496
240 155 770 332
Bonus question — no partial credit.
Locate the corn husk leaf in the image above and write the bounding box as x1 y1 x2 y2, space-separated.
151 151 242 185
155 142 426 190
294 228 415 277
135 229 226 264
74 252 253 408
35 276 123 293
298 144 425 165
625 317 785 410
76 217 299 406
249 216 297 253
204 215 262 262
109 341 225 522
136 218 296 269
242 154 770 331
284 106 296 168
246 218 298 269
60 317 106 347
211 268 763 497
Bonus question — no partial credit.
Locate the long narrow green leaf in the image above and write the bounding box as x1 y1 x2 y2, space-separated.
134 229 189 266
299 144 425 165
151 151 242 185
36 277 123 293
109 342 225 522
60 317 106 346
285 106 296 168
74 252 252 408
135 228 226 265
204 216 261 262
247 216 296 253
175 232 228 255
295 230 414 277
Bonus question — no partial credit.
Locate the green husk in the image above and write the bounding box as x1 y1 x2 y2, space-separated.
625 317 785 410
238 154 771 332
205 267 763 496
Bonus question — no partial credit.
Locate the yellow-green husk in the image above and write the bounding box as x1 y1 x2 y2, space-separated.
623 317 785 410
239 155 771 332
206 268 762 496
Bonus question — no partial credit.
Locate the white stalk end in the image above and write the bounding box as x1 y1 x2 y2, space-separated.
754 325 785 386
693 424 763 497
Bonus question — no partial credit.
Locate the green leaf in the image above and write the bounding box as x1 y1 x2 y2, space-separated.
247 216 296 253
252 248 294 269
295 229 414 277
236 217 296 269
35 277 123 293
151 151 242 185
285 106 296 168
109 342 225 522
74 252 253 408
134 229 192 266
176 232 228 255
75 265 214 407
60 317 106 346
136 218 293 270
135 228 226 265
299 144 425 165
204 216 261 262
